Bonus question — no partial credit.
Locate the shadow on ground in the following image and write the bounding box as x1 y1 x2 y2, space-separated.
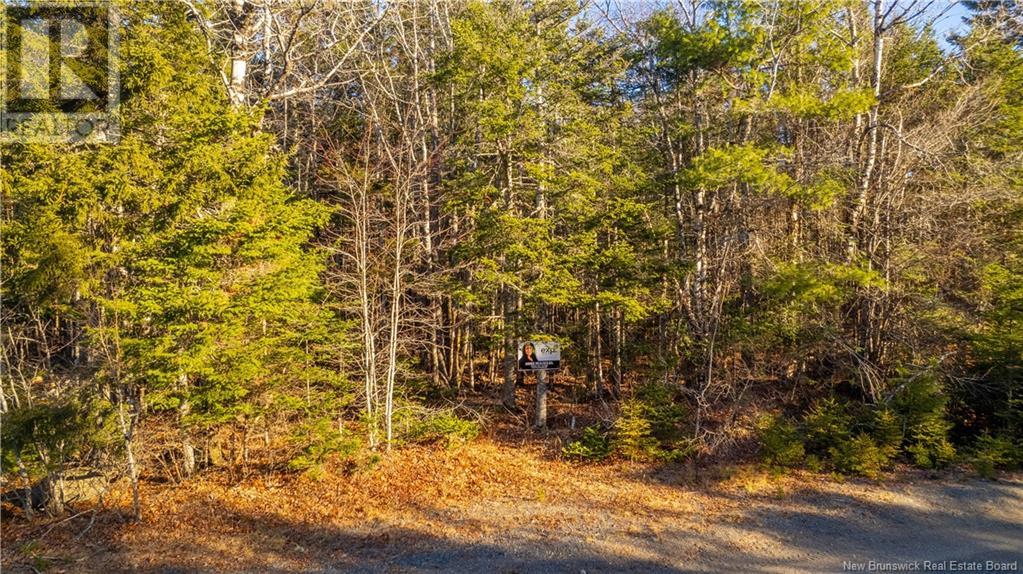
3 416 1021 574
4 504 694 574
4 475 1021 573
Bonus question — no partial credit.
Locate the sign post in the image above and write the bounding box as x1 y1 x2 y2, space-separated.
536 370 547 429
518 341 560 428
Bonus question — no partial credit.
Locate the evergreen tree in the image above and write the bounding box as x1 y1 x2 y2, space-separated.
955 6 1023 440
1 1 348 503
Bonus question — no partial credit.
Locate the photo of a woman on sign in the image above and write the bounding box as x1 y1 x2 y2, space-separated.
519 342 538 371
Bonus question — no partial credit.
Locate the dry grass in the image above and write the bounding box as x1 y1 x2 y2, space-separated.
0 438 725 573
3 437 1022 574
4 383 1020 573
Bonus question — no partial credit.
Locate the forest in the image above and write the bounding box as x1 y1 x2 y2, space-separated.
1 0 1022 558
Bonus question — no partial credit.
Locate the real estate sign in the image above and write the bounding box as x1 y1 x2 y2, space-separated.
518 341 561 371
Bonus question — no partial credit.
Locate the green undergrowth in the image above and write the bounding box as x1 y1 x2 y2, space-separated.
758 371 1021 479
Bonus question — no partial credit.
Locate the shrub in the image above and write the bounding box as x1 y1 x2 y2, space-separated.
969 433 1018 478
887 370 957 469
906 417 957 469
805 454 824 472
563 426 612 461
613 400 660 461
656 441 696 463
757 414 805 467
633 382 689 441
891 380 941 423
870 408 903 461
405 408 481 447
830 433 890 479
803 397 854 454
288 418 361 478
1 398 119 484
889 371 947 433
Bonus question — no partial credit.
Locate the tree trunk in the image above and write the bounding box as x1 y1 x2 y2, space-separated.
594 303 605 398
182 442 196 478
41 474 63 516
227 0 254 107
850 0 885 259
535 369 548 429
384 181 408 450
611 307 623 399
501 285 517 409
16 456 33 518
466 336 475 391
117 399 141 521
355 172 378 448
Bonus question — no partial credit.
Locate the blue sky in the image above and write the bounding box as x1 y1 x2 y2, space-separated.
591 1 977 51
930 1 972 49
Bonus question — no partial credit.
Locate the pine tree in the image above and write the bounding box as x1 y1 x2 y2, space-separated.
957 5 1023 441
1 1 349 507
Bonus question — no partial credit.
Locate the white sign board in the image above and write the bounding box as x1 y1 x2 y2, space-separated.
518 341 561 371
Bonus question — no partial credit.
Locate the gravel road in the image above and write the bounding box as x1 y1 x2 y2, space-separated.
3 446 1021 574
344 477 1022 574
